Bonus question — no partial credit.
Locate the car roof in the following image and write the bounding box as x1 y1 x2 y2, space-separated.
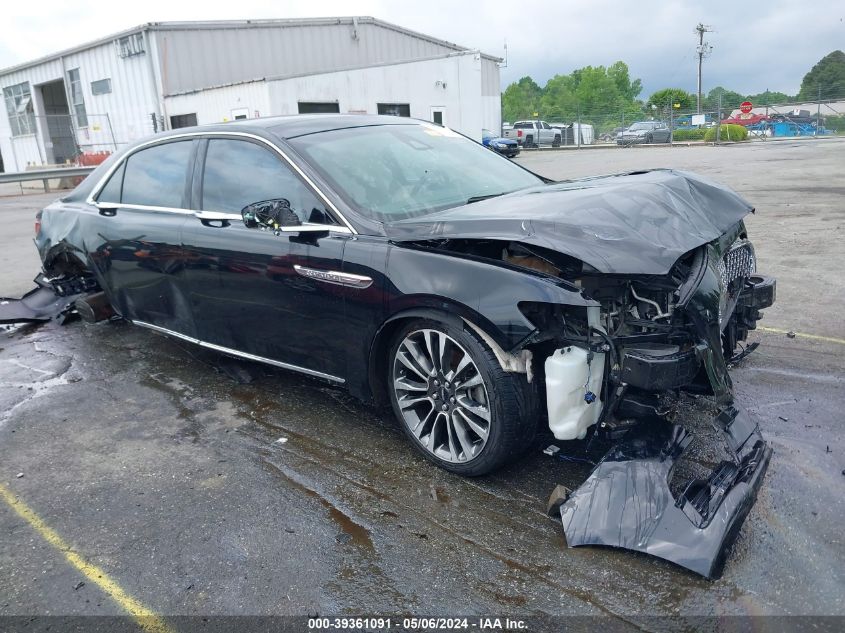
159 114 422 142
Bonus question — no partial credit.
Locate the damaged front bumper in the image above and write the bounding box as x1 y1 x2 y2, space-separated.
551 405 771 578
544 262 776 577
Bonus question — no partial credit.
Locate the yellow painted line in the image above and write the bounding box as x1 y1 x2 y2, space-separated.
0 482 173 633
758 326 845 345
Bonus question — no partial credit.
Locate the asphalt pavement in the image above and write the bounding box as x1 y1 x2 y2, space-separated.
1 139 843 625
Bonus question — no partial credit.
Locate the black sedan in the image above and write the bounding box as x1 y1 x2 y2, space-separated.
34 115 775 577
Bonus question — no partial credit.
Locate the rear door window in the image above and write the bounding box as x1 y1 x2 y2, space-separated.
121 140 193 208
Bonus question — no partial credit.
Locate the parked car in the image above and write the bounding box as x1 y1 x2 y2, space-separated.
502 120 561 147
29 115 775 577
616 121 671 144
482 128 520 158
599 126 624 143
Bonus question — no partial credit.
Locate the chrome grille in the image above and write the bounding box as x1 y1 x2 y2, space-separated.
718 239 756 324
719 240 756 297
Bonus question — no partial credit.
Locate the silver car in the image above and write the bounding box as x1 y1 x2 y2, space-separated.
617 121 671 145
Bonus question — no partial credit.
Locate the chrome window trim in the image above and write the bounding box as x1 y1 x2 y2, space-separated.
86 130 358 234
132 320 345 384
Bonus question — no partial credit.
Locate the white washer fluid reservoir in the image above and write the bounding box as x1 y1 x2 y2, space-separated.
545 346 605 440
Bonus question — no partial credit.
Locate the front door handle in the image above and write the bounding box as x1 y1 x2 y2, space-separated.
98 206 117 217
194 211 241 222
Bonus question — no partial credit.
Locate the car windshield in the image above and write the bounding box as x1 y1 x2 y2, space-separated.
289 123 542 221
629 122 653 130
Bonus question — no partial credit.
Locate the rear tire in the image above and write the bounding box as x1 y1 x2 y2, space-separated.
645 133 653 144
552 135 561 147
388 318 537 476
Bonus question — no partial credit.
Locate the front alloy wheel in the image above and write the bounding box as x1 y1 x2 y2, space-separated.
388 319 538 476
392 329 491 463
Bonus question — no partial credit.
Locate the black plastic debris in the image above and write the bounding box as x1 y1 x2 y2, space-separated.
0 274 96 325
554 405 771 579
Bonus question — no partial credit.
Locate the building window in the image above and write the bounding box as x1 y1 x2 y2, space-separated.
3 81 35 136
377 103 411 117
115 33 145 58
170 113 197 129
67 69 88 127
91 78 112 95
298 102 340 114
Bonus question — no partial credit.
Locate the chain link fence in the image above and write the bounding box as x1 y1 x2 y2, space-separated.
3 113 118 171
503 95 845 149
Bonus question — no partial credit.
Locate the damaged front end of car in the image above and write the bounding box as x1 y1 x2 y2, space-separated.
517 232 774 577
389 171 776 577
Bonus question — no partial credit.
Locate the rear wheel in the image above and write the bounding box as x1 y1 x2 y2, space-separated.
552 135 561 147
525 134 534 148
645 133 654 144
388 319 536 476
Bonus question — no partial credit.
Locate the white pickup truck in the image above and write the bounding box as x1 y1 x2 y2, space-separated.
502 120 562 147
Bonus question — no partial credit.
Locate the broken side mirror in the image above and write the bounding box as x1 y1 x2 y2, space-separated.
241 199 300 234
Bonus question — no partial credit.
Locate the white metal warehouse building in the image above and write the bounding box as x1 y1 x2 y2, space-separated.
0 17 502 172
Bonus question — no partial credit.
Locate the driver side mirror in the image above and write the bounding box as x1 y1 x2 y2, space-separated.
241 199 299 233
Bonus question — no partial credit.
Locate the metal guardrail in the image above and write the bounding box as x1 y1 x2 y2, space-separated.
0 166 95 185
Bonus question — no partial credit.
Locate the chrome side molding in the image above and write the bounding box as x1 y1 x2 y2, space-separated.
132 320 345 384
293 265 373 288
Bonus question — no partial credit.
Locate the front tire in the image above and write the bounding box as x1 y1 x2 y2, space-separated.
388 319 536 476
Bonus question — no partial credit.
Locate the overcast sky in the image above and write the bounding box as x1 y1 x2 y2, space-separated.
3 0 843 98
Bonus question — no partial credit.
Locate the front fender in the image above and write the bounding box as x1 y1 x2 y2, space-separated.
384 244 596 350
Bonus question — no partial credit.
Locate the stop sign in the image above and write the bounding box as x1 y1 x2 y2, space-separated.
740 101 753 114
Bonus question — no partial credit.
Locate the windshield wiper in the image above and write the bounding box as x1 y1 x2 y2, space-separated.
466 193 506 204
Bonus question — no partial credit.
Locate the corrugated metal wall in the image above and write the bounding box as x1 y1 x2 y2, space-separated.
164 80 271 125
265 53 488 140
480 57 500 97
0 35 159 170
155 20 463 96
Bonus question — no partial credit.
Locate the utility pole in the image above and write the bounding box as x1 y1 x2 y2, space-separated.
695 23 713 114
817 84 822 135
716 93 722 144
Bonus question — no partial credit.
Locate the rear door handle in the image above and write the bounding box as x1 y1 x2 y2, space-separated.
98 207 117 217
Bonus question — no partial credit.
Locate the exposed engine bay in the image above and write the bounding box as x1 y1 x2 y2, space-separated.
399 230 776 577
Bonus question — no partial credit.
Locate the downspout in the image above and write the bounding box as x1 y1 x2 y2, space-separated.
143 27 168 130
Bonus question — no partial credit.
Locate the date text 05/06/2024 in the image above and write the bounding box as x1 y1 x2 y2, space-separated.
308 617 528 630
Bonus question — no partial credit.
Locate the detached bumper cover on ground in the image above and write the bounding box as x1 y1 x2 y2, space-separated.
554 405 772 578
0 275 94 324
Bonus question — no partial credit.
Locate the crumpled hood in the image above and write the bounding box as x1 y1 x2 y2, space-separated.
385 169 754 275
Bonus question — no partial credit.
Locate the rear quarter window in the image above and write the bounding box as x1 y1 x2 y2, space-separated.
96 161 125 203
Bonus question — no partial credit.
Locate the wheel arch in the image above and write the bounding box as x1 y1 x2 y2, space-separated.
365 303 504 407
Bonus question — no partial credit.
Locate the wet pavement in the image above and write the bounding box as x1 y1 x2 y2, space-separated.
1 140 843 621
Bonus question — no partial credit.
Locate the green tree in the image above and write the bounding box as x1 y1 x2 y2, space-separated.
744 90 793 105
501 62 644 133
607 61 643 101
502 76 542 122
647 88 695 111
539 63 643 131
798 50 845 100
703 87 745 111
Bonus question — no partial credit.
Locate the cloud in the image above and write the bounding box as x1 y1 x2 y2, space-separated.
3 0 843 99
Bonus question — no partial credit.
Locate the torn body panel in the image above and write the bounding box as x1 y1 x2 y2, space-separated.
556 406 772 578
0 274 97 324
